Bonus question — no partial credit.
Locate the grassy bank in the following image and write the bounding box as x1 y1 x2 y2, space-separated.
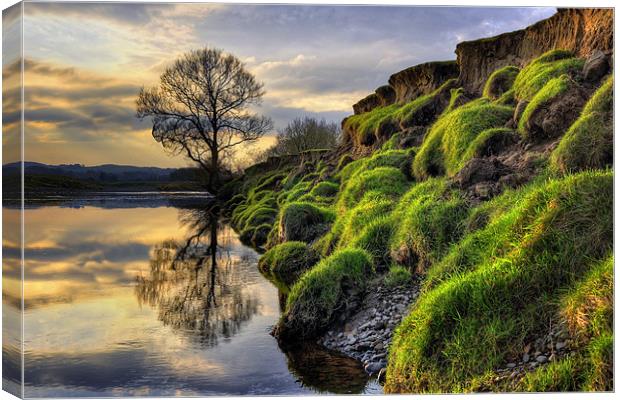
223 49 613 392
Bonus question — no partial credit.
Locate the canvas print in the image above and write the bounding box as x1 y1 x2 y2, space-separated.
1 1 614 397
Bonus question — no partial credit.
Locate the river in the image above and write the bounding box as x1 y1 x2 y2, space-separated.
2 193 381 397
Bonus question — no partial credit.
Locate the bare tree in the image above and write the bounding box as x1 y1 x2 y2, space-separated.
264 116 340 158
136 48 273 191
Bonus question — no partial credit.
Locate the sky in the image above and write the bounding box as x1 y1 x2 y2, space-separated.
3 2 556 167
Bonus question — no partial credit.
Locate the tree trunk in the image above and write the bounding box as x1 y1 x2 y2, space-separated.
210 147 219 194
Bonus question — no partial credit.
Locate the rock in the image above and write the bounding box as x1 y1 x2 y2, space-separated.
523 84 588 141
506 363 516 368
364 361 385 375
454 157 511 188
536 355 548 363
374 343 385 351
555 341 566 351
523 354 530 363
388 61 459 103
454 9 613 94
583 50 610 82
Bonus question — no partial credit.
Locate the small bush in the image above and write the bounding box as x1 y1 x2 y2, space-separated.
277 248 374 339
384 265 412 288
483 65 519 99
258 241 320 287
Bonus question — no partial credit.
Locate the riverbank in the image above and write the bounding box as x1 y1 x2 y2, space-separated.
222 8 613 393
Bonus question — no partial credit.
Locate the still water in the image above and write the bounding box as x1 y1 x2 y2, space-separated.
2 194 381 397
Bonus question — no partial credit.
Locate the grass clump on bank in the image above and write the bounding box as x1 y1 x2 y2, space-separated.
412 100 513 179
517 74 572 138
336 166 410 212
512 49 584 101
385 170 613 393
276 201 336 244
517 254 613 392
389 178 470 272
463 127 518 159
483 66 519 99
337 149 412 183
258 241 320 287
277 248 374 339
550 75 613 174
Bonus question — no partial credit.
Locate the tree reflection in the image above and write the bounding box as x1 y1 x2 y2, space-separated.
135 206 260 347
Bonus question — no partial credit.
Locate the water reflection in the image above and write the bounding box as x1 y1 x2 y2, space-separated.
2 196 377 396
136 207 260 347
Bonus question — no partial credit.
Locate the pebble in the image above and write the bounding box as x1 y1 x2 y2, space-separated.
318 282 419 376
536 355 548 363
506 363 516 368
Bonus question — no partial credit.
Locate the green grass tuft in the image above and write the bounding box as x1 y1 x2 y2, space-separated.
412 99 513 179
258 241 320 287
550 75 613 174
517 74 572 138
336 166 410 212
385 170 613 393
389 178 470 272
513 50 584 101
483 66 519 99
276 201 336 243
279 248 374 339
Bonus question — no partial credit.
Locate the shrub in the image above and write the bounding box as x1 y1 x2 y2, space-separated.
412 100 513 179
513 49 584 101
277 248 374 339
258 241 320 287
385 170 613 393
550 75 613 174
384 265 412 288
483 66 519 99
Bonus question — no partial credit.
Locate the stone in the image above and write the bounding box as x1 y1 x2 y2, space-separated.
536 355 548 363
555 341 566 351
506 363 516 368
583 50 610 82
523 354 530 363
364 362 385 375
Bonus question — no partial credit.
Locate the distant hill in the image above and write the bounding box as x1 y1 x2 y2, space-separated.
2 161 208 194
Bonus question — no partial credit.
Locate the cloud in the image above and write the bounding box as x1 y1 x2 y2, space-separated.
16 4 557 166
